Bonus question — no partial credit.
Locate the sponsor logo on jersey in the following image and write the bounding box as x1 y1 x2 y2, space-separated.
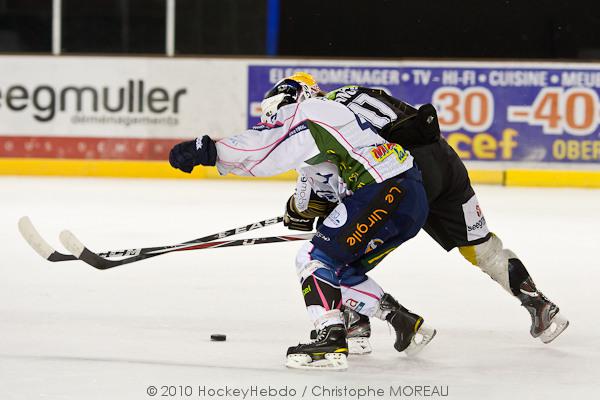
466 216 487 232
314 231 331 241
370 143 408 163
345 298 365 313
346 209 388 247
302 285 312 297
364 238 384 254
345 185 403 247
323 204 348 228
462 195 490 241
288 122 308 137
296 176 310 211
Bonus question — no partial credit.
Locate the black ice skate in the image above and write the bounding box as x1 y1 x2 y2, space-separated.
517 278 569 344
380 293 436 356
287 324 348 370
344 308 373 354
309 308 372 354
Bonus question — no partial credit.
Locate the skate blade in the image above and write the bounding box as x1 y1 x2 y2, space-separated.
539 312 569 344
286 353 348 371
348 337 372 355
404 323 437 357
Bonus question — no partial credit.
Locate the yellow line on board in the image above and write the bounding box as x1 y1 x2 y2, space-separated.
0 158 297 181
506 169 600 188
467 170 504 185
1 158 599 188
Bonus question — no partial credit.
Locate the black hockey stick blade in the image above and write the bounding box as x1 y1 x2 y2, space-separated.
18 216 77 262
59 230 313 270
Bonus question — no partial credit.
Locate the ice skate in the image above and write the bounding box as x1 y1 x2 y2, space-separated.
287 324 348 370
380 293 436 356
344 308 373 355
310 308 372 354
517 278 569 344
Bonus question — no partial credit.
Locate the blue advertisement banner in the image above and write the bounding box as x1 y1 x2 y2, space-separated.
248 64 600 163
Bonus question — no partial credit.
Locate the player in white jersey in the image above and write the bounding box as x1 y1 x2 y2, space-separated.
281 74 568 351
168 75 435 370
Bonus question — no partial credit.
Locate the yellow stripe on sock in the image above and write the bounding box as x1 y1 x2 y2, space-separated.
459 245 478 266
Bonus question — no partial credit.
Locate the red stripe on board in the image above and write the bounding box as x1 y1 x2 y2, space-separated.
0 136 185 160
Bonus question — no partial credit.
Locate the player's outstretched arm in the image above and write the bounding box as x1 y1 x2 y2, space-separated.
169 135 217 173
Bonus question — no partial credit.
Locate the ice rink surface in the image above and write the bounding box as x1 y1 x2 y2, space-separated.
0 176 598 400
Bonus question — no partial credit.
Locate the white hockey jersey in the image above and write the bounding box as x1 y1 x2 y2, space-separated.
215 98 414 210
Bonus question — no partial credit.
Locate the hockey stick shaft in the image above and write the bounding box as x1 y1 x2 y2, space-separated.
169 234 313 251
60 230 313 270
95 216 283 258
19 215 282 263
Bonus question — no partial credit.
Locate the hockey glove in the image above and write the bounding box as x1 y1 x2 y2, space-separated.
415 103 441 143
169 135 217 173
284 195 315 231
283 193 337 231
382 103 441 147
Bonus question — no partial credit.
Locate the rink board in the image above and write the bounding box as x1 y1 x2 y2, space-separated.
1 55 600 187
3 157 600 187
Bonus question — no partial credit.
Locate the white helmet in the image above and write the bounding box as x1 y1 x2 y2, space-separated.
260 72 321 122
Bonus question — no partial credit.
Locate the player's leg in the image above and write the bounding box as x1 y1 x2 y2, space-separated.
424 139 568 343
287 170 428 368
331 171 432 355
338 264 436 356
336 234 437 356
459 235 569 343
286 249 349 370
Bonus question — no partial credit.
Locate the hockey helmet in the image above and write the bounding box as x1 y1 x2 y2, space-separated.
260 72 321 122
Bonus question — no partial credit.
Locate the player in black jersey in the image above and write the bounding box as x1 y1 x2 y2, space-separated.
283 74 569 354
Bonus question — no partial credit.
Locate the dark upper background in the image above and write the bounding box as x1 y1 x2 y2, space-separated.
1 0 599 59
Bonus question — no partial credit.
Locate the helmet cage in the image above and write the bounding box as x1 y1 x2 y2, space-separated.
260 79 312 122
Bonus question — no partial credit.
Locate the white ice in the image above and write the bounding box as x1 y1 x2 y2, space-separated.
0 176 598 400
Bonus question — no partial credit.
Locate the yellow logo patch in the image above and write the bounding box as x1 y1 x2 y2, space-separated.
370 143 408 163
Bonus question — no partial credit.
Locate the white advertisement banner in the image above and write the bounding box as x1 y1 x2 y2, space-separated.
0 56 248 139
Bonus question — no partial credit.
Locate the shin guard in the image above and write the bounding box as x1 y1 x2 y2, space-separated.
299 261 343 329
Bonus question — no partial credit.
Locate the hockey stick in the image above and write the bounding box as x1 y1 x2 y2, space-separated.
18 215 283 263
59 230 313 270
18 217 78 262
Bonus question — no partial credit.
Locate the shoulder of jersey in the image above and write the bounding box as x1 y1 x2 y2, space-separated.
298 97 354 125
326 85 360 100
301 97 349 112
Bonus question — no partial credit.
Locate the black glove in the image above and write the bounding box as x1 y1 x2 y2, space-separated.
415 103 441 142
284 196 315 231
169 135 217 173
382 103 440 147
283 193 337 231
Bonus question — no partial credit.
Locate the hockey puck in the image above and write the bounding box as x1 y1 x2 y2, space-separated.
210 334 227 342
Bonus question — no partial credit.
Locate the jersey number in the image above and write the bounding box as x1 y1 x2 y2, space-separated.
347 93 398 129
